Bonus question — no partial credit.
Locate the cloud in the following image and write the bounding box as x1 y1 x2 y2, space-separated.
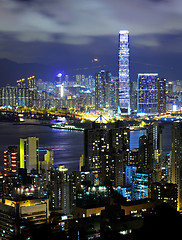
0 0 181 46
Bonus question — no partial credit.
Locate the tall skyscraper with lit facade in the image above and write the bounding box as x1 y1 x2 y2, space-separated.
0 85 17 107
20 137 39 173
137 73 159 115
171 121 182 210
27 76 37 91
158 78 166 114
4 146 19 177
55 73 64 99
118 30 130 114
95 70 106 111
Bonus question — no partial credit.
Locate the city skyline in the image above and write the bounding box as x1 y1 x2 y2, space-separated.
0 0 182 83
0 1 182 238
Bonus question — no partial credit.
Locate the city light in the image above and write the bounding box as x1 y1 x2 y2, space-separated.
57 73 62 78
92 58 99 62
118 30 130 114
0 27 181 240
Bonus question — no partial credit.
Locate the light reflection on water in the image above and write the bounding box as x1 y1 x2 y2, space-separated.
0 123 148 173
0 122 84 173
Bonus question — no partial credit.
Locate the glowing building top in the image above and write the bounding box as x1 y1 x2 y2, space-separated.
55 73 64 98
118 30 130 114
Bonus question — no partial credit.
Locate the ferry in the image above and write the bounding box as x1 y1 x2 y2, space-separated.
51 122 85 131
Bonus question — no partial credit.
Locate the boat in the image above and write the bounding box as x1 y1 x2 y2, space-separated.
51 122 85 131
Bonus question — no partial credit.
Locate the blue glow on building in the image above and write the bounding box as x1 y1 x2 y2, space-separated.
116 186 132 201
117 166 149 201
137 73 159 114
125 165 137 186
132 173 148 201
118 30 130 115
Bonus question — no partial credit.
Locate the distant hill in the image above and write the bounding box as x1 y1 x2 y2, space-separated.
0 58 60 86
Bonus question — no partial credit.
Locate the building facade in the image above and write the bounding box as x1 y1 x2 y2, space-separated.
171 121 182 210
0 198 49 239
137 73 159 115
158 78 166 114
118 30 130 114
95 71 106 111
20 137 39 173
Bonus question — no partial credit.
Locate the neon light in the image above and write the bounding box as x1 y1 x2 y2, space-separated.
57 73 62 78
138 73 158 76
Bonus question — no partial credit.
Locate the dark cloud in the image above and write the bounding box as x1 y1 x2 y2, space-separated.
15 0 34 2
148 0 167 2
0 0 182 80
1 0 182 44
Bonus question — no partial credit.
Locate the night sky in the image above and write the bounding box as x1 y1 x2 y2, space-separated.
0 0 182 82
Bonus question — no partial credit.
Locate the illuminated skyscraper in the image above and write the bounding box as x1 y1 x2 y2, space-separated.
27 76 37 91
20 137 39 173
17 78 26 88
118 30 130 114
55 73 64 98
147 122 162 182
95 70 106 111
132 172 148 200
3 146 19 197
137 73 159 115
44 149 54 170
84 122 130 186
171 121 182 210
158 78 166 114
4 146 19 177
0 85 17 107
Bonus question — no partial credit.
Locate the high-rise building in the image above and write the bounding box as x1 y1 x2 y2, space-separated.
17 78 26 88
20 137 39 173
55 73 64 99
3 146 19 197
105 71 111 110
84 125 107 175
95 70 106 111
118 30 130 114
138 135 149 170
147 122 163 182
27 76 38 107
0 85 17 107
167 81 173 97
125 165 137 186
130 81 137 113
27 76 37 91
17 79 29 107
0 198 49 239
137 73 159 115
171 121 182 210
132 172 149 201
108 77 117 114
4 146 19 177
158 78 166 114
151 182 178 209
47 165 72 214
44 149 54 170
84 122 130 186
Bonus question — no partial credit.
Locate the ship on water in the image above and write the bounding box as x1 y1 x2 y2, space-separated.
51 122 85 131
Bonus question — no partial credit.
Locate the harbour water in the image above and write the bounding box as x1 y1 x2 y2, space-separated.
0 122 84 172
0 122 146 173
